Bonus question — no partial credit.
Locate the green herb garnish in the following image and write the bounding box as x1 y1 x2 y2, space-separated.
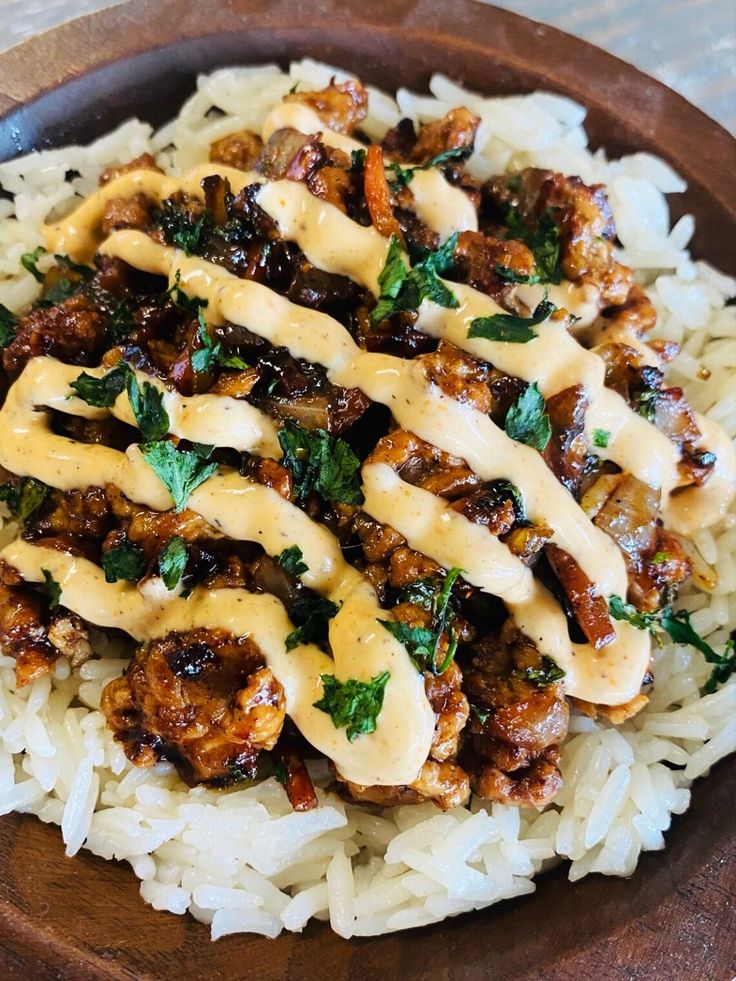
634 387 658 423
158 536 187 590
505 382 551 451
0 477 50 523
386 147 466 189
0 304 17 348
370 233 459 325
40 569 61 609
159 200 209 255
494 265 542 285
285 594 340 651
313 671 390 742
191 309 248 374
380 567 462 674
278 420 364 505
592 428 611 449
20 246 46 283
70 364 127 408
467 296 556 344
140 440 217 512
505 209 562 284
125 369 170 442
101 537 146 584
512 656 565 687
609 596 735 693
277 545 309 577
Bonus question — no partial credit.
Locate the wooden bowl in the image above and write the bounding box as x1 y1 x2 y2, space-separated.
0 2 734 977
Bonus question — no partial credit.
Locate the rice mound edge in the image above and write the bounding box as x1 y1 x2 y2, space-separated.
0 58 733 941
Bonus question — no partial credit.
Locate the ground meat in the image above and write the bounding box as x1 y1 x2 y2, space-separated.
3 294 109 379
284 79 368 134
462 620 569 807
410 108 480 164
209 130 264 170
101 193 153 235
0 564 60 687
421 340 493 414
101 628 286 785
98 152 162 186
452 230 535 303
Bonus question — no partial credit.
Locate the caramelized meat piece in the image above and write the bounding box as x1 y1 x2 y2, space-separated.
98 152 162 185
338 759 470 811
209 130 264 170
388 548 441 588
381 117 418 159
106 486 223 562
366 429 482 500
410 108 480 164
421 340 493 414
257 128 321 180
590 473 690 609
546 543 615 649
595 284 658 346
24 487 110 550
424 661 470 762
486 168 633 305
353 512 406 563
47 611 93 669
101 193 152 235
463 620 569 807
542 384 589 495
453 230 535 302
449 488 516 536
284 79 368 135
0 563 62 686
101 629 286 785
3 294 108 379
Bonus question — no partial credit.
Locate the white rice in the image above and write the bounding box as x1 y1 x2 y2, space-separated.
0 59 734 940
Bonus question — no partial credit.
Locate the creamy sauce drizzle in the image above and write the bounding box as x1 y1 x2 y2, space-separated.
2 539 431 786
6 146 727 756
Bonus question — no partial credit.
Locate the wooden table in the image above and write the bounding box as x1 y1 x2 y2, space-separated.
1 0 734 132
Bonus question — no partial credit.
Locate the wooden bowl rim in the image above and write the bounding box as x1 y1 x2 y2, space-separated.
0 2 733 979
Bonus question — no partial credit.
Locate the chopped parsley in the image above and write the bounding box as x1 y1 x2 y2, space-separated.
609 596 735 693
278 420 364 505
106 301 135 345
513 656 565 687
0 304 17 348
592 428 611 449
42 255 94 304
313 670 390 742
380 567 462 674
505 382 551 451
191 309 249 374
70 361 169 441
140 440 217 512
159 200 209 255
634 387 658 423
349 148 367 173
386 147 466 189
158 536 187 590
20 246 46 283
124 369 170 442
370 233 459 325
494 265 542 286
277 545 309 577
467 296 556 344
40 569 61 610
651 551 669 565
285 594 340 651
505 209 562 284
470 704 490 725
0 477 50 523
70 363 127 408
101 537 146 584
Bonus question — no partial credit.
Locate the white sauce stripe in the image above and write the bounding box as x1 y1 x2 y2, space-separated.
93 230 650 704
1 540 432 786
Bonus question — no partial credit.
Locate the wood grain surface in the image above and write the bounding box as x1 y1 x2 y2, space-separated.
0 2 734 978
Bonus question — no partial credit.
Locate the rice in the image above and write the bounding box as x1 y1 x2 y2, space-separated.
0 58 733 940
